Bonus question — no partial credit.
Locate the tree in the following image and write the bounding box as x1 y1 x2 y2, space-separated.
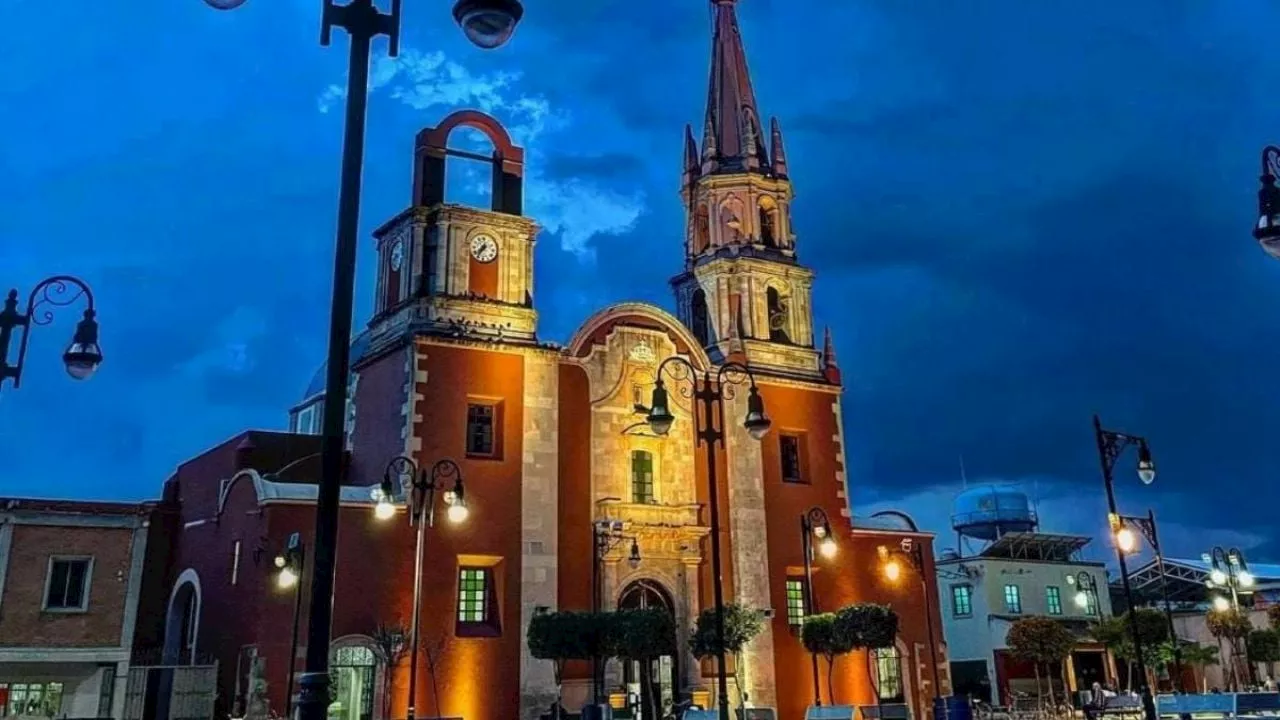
528 610 601 713
1247 629 1280 682
371 623 409 720
1093 610 1168 691
1268 605 1280 631
690 604 766 710
1006 617 1076 704
1208 608 1253 691
1180 642 1220 693
613 608 677 720
801 613 856 705
836 604 900 705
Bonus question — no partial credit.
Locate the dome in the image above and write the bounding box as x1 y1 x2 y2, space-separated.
301 330 374 402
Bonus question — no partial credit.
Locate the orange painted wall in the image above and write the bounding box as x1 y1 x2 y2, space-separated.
692 387 738 678
557 361 594 681
469 256 499 298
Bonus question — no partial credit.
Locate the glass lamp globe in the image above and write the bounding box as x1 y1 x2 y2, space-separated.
818 537 837 559
447 501 470 524
1075 591 1089 608
453 0 523 50
1212 595 1231 612
203 0 248 8
883 560 902 582
1210 568 1228 586
277 566 299 589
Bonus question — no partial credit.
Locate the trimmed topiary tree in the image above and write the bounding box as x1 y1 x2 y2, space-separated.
614 607 677 720
802 612 856 705
836 604 900 705
528 610 603 715
690 603 767 710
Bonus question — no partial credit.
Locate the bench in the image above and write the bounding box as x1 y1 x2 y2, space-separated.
860 704 911 720
805 706 856 720
1098 696 1145 716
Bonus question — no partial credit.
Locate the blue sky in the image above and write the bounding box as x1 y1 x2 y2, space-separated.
4 0 1280 562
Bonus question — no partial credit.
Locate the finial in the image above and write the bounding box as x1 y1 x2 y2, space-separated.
822 326 838 369
770 117 789 177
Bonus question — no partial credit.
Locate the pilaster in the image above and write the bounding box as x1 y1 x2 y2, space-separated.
520 352 560 720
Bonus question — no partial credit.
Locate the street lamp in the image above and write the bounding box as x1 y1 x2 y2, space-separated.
200 0 523 716
1252 146 1280 259
273 533 306 719
639 358 771 720
590 519 642 705
800 507 836 707
1205 546 1252 691
1093 415 1157 720
372 456 467 720
0 276 102 393
1111 510 1184 690
1067 571 1099 615
878 538 943 719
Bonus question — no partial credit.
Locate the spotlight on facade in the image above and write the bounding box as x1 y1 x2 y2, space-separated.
1075 591 1089 608
1213 595 1231 612
883 559 902 582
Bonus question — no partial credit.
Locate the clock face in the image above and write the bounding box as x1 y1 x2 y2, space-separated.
470 234 498 263
389 240 404 271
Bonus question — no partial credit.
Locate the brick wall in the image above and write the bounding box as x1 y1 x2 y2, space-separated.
0 524 134 647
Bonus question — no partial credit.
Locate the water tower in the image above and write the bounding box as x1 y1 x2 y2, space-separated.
950 484 1039 555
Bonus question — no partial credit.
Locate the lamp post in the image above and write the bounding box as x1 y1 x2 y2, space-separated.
591 519 642 705
273 533 306 719
1068 571 1100 617
639 358 771 720
800 507 837 707
878 539 943 719
1204 546 1253 691
1093 415 1157 720
0 276 102 393
200 1 523 717
1114 510 1183 690
373 456 468 720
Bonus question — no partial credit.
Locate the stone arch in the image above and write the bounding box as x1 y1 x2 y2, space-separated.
412 109 526 215
163 569 202 664
718 194 747 244
765 284 792 343
329 636 384 720
757 195 780 248
567 302 712 371
689 288 711 347
215 468 264 520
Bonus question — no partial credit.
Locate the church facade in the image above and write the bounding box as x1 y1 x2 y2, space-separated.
139 2 949 720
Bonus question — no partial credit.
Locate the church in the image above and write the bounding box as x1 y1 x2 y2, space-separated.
137 2 949 720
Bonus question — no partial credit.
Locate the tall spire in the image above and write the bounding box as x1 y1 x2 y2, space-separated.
702 0 770 173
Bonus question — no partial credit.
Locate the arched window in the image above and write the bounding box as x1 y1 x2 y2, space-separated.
690 289 710 347
767 287 791 343
692 206 710 255
873 646 904 702
758 198 778 247
330 645 377 720
631 450 655 504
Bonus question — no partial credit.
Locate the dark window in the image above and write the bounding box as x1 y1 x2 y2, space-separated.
1003 584 1022 614
97 666 116 718
631 451 655 504
760 205 776 246
785 578 808 628
44 558 90 611
466 403 497 457
780 434 804 483
1046 586 1063 615
951 585 972 617
690 289 710 347
693 206 710 254
767 287 791 343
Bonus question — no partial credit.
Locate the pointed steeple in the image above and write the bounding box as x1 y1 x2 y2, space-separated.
683 124 700 184
770 117 789 177
702 0 770 174
822 326 842 384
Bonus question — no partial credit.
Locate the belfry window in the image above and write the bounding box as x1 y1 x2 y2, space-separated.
690 289 710 347
631 450 655 504
758 198 779 248
693 206 710 255
767 287 791 343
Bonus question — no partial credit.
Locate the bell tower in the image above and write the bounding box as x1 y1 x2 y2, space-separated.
371 110 539 344
671 0 821 379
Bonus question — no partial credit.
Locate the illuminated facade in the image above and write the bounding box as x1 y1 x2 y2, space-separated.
143 2 949 720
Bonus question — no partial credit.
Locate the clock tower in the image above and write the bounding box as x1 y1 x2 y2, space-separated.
371 110 540 344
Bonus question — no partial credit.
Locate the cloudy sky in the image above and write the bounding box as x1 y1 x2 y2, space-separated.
3 0 1280 563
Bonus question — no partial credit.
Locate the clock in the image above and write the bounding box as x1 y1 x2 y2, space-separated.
389 240 404 271
470 234 498 263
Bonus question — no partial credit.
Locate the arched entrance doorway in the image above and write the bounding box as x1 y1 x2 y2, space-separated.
618 580 679 719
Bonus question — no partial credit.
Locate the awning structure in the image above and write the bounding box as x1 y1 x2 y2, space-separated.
1118 557 1280 607
978 532 1091 562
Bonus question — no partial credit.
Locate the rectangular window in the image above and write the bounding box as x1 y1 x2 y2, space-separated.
780 434 805 483
631 451 655 504
873 648 904 701
785 578 808 628
44 558 91 611
1085 589 1098 616
951 585 973 617
1046 586 1063 615
456 566 501 637
1003 584 1022 614
466 403 497 457
1 682 65 718
97 665 116 718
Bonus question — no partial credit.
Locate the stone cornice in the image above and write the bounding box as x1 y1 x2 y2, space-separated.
374 203 540 239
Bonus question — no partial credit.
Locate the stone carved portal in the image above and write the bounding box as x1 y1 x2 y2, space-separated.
619 580 679 720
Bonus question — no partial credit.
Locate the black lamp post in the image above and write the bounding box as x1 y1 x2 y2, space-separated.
800 507 836 707
373 456 468 720
200 1 523 717
1093 415 1157 720
1114 510 1183 691
273 533 306 719
1203 546 1254 691
590 519 642 705
0 275 102 393
1252 146 1280 259
639 358 771 720
878 539 943 719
